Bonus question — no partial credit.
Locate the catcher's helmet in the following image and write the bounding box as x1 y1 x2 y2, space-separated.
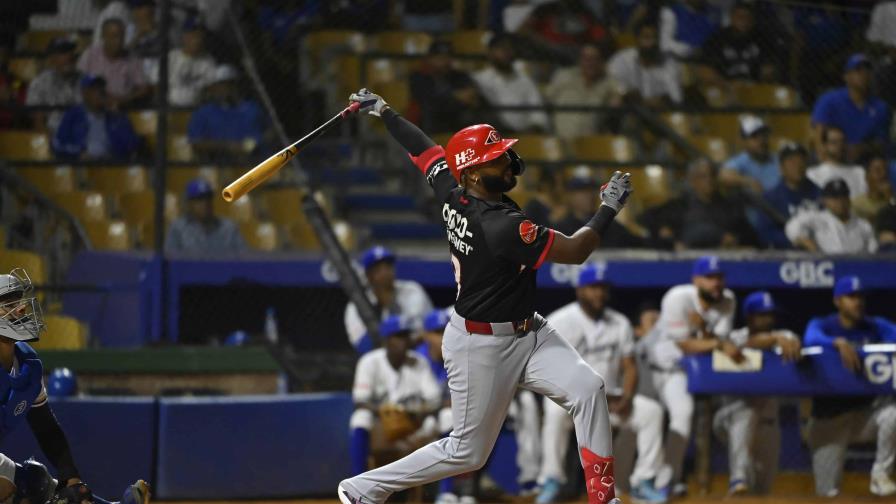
444 124 525 182
0 269 44 342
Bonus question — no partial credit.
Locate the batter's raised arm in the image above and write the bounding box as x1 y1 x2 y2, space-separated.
349 88 437 156
545 172 633 264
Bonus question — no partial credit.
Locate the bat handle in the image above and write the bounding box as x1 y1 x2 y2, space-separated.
340 101 361 118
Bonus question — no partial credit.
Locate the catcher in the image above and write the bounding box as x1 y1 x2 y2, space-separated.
0 269 149 504
349 315 443 475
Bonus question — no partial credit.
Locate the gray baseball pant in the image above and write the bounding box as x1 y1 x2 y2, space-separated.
713 397 780 493
341 312 614 503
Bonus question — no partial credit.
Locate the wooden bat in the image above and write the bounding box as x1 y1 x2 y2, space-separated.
222 101 361 202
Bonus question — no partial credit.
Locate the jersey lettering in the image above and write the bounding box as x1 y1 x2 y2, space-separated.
442 203 474 255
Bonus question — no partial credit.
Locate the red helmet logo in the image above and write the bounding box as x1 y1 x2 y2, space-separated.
444 124 518 182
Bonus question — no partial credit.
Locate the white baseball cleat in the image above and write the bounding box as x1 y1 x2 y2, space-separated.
871 472 896 496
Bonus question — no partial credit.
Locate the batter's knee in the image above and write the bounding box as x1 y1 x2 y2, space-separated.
350 408 374 431
568 367 606 408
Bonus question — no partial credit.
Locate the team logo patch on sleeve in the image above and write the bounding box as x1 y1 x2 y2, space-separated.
519 220 538 244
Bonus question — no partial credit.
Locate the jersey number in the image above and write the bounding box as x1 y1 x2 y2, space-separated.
450 254 461 299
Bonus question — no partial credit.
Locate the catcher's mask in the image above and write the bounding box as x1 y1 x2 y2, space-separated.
0 269 45 342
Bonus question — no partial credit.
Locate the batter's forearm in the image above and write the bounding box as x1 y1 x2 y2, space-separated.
381 108 436 156
546 206 617 264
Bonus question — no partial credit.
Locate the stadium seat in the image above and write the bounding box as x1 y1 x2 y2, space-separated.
766 113 811 145
369 31 432 54
9 58 39 82
451 30 492 55
365 58 407 85
0 132 51 161
213 193 254 223
18 166 75 194
371 81 409 117
86 166 147 195
0 250 47 289
261 188 304 225
55 191 107 223
240 221 279 251
336 55 362 101
736 83 799 109
662 112 698 138
34 315 87 350
305 30 366 56
22 30 87 53
513 134 565 162
129 110 157 146
286 220 320 250
689 135 731 163
614 32 638 50
84 220 132 250
572 135 636 162
169 110 192 135
168 135 194 162
119 190 178 224
629 165 674 208
332 219 356 252
699 114 742 146
701 86 732 108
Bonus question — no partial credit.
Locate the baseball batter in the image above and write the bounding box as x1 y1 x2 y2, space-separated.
338 89 632 504
712 291 801 496
645 256 736 496
537 264 667 504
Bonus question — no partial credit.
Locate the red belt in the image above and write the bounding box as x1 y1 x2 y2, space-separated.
464 317 534 335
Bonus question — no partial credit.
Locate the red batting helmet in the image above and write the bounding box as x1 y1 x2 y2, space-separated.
445 124 518 182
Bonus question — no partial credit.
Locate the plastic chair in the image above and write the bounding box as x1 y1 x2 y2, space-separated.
213 193 254 223
9 58 39 82
699 113 742 146
369 31 432 54
240 221 279 251
513 134 565 162
17 166 75 194
86 166 147 195
572 135 636 162
22 30 74 52
736 83 798 109
628 165 674 208
662 112 698 138
85 220 132 250
689 135 731 164
33 315 87 350
766 113 811 145
451 30 492 55
0 132 51 161
55 191 107 223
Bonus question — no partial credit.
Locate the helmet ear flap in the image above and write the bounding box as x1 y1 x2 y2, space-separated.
508 149 525 176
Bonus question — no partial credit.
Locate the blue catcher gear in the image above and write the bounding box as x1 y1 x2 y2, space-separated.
48 368 77 398
0 343 44 435
13 459 57 504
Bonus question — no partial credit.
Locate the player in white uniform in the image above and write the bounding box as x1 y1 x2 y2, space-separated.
349 315 443 475
712 291 801 496
646 256 737 496
344 246 434 353
538 264 668 504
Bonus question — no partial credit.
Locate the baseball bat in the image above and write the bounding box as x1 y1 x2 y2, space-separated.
222 101 361 202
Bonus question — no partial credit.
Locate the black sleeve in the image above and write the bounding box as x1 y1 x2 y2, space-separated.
27 403 80 482
482 209 555 269
381 108 436 156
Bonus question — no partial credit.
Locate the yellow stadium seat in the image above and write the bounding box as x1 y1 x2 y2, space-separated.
85 220 132 250
0 250 47 298
286 220 320 250
336 55 362 100
629 165 674 208
22 30 85 53
168 135 194 162
305 30 366 55
55 191 107 223
766 113 811 145
261 188 304 226
572 135 636 162
240 221 279 251
513 134 565 162
0 132 51 161
34 315 87 350
736 83 798 109
213 193 254 223
699 114 742 146
86 166 147 195
702 85 732 108
451 30 492 55
365 58 408 85
9 58 39 82
369 31 432 54
689 135 731 163
119 190 178 225
371 80 409 115
129 110 157 146
18 166 75 194
662 112 698 138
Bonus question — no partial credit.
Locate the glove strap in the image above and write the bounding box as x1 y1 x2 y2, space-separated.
585 205 616 235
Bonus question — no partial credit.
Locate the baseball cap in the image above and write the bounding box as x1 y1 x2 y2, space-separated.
693 255 723 276
80 74 106 90
423 308 451 332
740 115 769 138
834 275 864 297
380 315 411 338
185 178 213 200
821 178 850 198
778 141 808 162
565 166 598 190
742 291 775 316
361 245 396 270
844 53 872 72
46 36 77 55
577 263 608 287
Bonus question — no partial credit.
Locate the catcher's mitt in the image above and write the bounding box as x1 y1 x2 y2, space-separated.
378 403 420 442
53 482 93 504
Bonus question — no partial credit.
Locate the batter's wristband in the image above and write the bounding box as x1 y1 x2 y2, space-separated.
585 205 617 235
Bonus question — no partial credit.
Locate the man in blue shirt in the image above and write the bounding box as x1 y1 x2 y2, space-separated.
722 115 779 194
755 142 820 248
811 53 891 163
803 276 896 498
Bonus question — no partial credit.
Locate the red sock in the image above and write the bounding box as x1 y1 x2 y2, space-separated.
581 447 616 504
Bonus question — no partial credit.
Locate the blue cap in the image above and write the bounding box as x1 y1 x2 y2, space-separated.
186 178 213 199
577 263 608 287
80 74 106 89
834 275 864 297
743 291 775 316
380 315 411 338
423 308 450 332
693 255 723 276
183 16 204 32
224 330 248 346
844 53 871 72
361 245 396 270
48 368 77 397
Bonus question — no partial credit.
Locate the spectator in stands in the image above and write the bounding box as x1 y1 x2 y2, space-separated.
876 196 896 251
52 75 140 160
658 0 720 58
409 41 491 134
472 34 549 133
129 0 161 85
608 19 683 107
348 315 442 476
785 179 877 254
647 256 737 498
401 0 454 32
91 0 134 46
699 2 778 86
755 142 820 249
0 34 26 129
77 17 150 107
866 1 896 52
713 291 800 497
807 126 868 197
26 37 82 133
164 178 246 255
544 42 621 140
344 246 434 354
516 0 609 64
721 115 778 194
187 65 268 163
853 153 893 221
168 17 217 106
811 53 890 163
804 276 896 498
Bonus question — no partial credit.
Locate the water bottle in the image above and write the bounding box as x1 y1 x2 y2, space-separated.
264 307 279 344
